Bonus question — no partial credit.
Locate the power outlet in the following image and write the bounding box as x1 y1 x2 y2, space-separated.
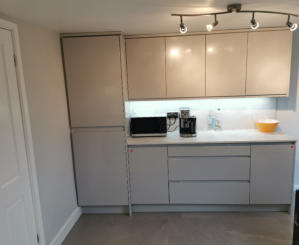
167 112 179 119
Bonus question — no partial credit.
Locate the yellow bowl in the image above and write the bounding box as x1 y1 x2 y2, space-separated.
255 119 279 133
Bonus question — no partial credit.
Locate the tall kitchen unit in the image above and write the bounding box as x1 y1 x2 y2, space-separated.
61 34 130 212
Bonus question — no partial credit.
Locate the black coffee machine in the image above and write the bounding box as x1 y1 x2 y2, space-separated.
179 108 196 137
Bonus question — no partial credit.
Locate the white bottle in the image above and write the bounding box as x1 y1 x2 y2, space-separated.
215 108 222 130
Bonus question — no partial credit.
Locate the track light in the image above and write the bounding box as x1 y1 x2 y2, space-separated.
179 16 188 34
250 12 259 30
172 3 299 32
287 15 298 32
206 14 218 32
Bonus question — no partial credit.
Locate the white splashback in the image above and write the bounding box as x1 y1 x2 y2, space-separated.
127 98 277 130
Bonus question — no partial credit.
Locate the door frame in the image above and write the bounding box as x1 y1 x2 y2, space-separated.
0 18 46 245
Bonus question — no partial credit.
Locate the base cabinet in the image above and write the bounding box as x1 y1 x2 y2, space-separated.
129 146 169 204
129 143 295 207
72 128 128 206
250 143 295 204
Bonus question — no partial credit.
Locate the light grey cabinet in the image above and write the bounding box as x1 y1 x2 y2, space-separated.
250 143 295 204
62 35 125 127
129 146 169 204
72 128 128 206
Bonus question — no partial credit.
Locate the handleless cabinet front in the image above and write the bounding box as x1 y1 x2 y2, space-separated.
72 128 128 206
129 146 169 204
62 36 124 127
250 143 295 204
246 30 292 96
206 33 247 97
126 37 166 99
166 35 205 98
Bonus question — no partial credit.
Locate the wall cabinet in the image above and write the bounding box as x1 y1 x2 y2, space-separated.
126 37 166 99
246 30 292 96
250 143 294 204
62 36 125 127
206 33 247 96
125 29 292 100
129 146 169 204
72 128 128 206
166 35 205 98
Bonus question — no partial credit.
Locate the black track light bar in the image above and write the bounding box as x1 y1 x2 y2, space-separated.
171 4 298 18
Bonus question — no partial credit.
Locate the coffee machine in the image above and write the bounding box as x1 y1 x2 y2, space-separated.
179 108 196 137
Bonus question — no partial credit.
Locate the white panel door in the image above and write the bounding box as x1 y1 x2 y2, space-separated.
0 29 37 245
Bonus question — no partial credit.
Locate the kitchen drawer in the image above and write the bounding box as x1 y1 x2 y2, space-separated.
168 144 250 157
169 181 249 204
169 157 250 181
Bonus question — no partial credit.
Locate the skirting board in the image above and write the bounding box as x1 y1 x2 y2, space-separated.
82 204 290 214
49 207 82 245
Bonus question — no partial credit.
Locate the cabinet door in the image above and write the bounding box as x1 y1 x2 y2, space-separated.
206 33 247 96
126 37 166 99
62 36 124 127
250 144 295 204
166 35 205 98
72 128 128 206
129 146 169 204
246 30 292 96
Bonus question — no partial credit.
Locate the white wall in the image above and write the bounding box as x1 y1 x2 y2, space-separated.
129 98 277 131
16 22 78 243
277 31 299 186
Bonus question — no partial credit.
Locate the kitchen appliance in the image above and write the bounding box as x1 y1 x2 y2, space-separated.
179 108 196 137
293 190 299 245
130 117 167 137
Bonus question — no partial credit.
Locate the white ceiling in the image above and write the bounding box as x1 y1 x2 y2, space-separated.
1 0 299 34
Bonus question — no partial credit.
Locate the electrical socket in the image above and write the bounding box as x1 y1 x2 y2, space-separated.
167 112 179 119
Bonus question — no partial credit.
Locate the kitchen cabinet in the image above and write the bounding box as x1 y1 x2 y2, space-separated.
129 146 169 204
62 35 124 127
72 128 128 206
250 143 295 204
206 33 247 96
166 35 205 98
126 37 166 99
246 30 292 96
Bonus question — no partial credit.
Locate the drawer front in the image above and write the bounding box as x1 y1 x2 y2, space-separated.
169 181 249 204
169 157 250 181
168 144 250 157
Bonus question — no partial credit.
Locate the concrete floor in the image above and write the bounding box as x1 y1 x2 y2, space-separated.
63 212 293 245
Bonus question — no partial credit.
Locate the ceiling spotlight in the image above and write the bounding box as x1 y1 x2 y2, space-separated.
179 16 188 34
287 15 298 32
206 14 218 32
250 12 259 30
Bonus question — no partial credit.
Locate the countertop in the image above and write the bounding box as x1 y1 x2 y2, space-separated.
127 129 296 146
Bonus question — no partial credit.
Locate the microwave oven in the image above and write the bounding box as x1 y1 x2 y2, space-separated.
130 117 167 137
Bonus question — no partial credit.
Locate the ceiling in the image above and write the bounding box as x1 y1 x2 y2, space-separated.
1 0 299 34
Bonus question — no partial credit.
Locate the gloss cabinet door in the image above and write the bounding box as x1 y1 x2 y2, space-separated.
166 35 205 98
206 32 247 96
126 37 166 99
62 36 124 127
246 30 292 96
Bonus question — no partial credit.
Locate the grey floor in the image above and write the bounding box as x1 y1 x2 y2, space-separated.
63 212 293 245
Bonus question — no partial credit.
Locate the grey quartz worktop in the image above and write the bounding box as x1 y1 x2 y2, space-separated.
127 129 296 146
